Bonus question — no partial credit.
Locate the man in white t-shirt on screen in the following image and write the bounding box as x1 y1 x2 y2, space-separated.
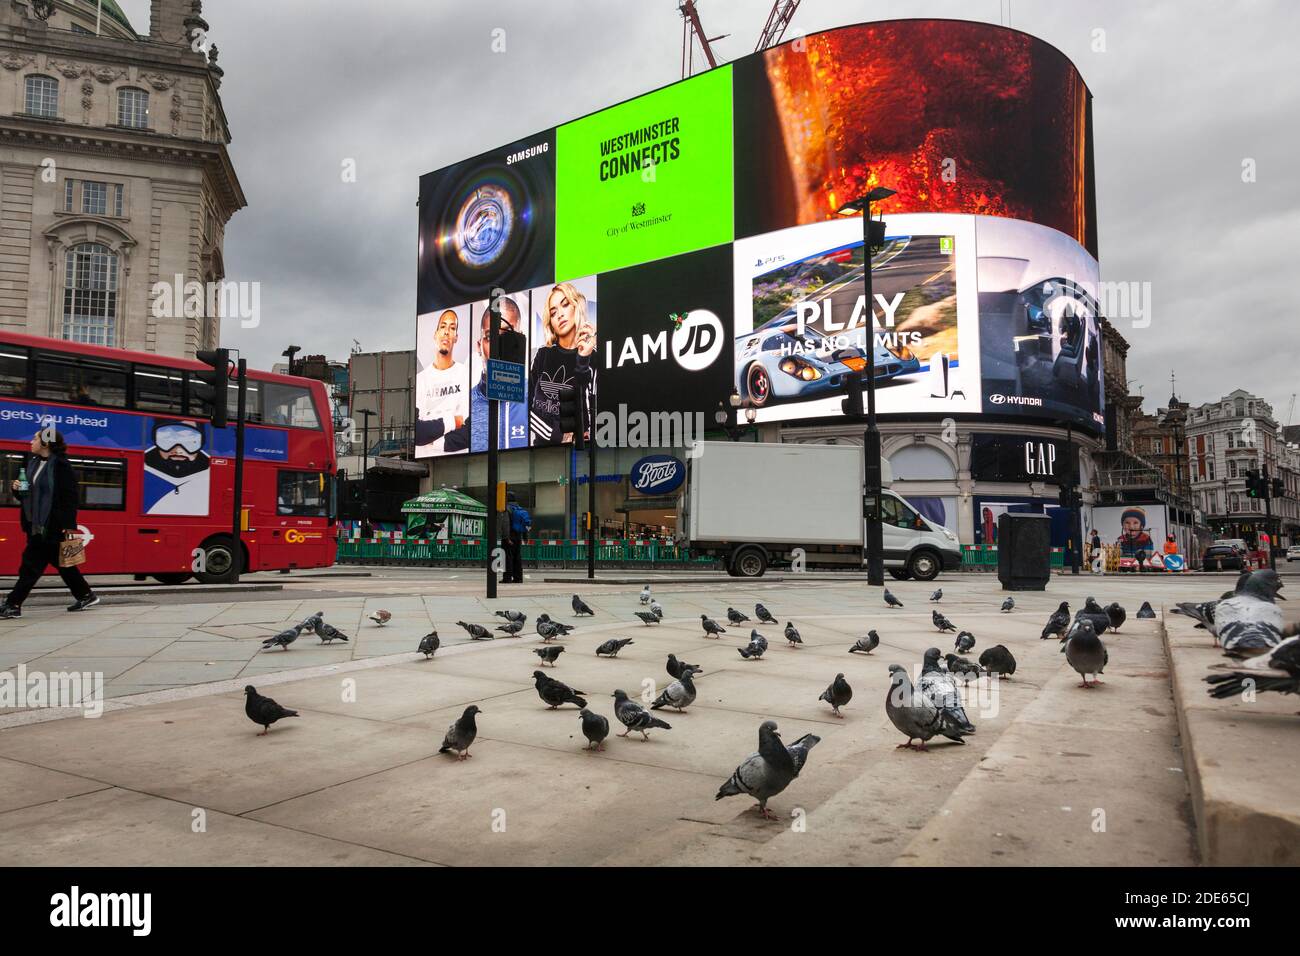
416 309 469 453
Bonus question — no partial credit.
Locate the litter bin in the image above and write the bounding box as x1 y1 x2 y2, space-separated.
996 512 1052 591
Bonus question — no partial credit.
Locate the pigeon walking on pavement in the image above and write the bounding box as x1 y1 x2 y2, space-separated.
417 630 440 659
738 630 768 660
495 609 526 624
612 689 672 740
368 610 391 627
849 631 879 654
244 685 298 735
700 614 726 638
313 616 350 644
819 673 853 717
884 588 904 608
537 613 575 635
649 600 664 620
534 645 565 667
533 671 587 709
715 720 800 820
639 585 652 605
783 621 803 648
930 588 943 602
944 654 982 681
1105 603 1127 632
634 611 660 626
496 619 524 636
953 631 976 654
457 621 493 641
727 607 750 625
918 648 976 743
666 654 701 680
298 611 322 633
1205 635 1300 705
1136 601 1157 619
261 626 300 651
595 637 635 658
438 705 480 760
1063 619 1108 688
1041 601 1071 640
755 603 777 625
572 594 595 617
932 609 956 633
1217 570 1288 660
1075 597 1111 636
579 709 610 751
978 644 1017 678
885 665 943 752
651 666 699 711
1000 597 1015 613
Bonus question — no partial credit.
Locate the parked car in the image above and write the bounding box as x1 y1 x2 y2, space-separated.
1201 545 1246 572
1287 544 1300 562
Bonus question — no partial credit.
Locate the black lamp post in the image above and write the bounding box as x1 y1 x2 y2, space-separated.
357 408 376 536
838 186 896 587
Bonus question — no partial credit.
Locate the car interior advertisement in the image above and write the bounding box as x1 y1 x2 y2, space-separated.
732 213 980 422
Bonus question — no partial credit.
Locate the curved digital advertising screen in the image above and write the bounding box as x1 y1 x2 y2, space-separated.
416 20 1102 459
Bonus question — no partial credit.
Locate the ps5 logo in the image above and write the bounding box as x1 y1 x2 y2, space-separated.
605 309 724 373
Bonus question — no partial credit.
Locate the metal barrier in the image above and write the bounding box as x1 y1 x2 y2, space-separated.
337 536 719 569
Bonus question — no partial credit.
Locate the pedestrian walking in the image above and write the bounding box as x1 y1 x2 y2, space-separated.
500 492 530 584
1 429 99 618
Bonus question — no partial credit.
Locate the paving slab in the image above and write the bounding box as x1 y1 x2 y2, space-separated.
0 756 109 814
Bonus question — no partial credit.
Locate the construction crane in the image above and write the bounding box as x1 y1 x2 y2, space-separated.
755 0 802 52
680 0 802 79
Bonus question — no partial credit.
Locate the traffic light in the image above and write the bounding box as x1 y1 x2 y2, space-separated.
841 370 866 419
195 348 230 429
1245 468 1268 499
1272 477 1286 499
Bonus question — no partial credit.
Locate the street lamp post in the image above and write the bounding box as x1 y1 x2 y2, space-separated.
357 408 376 537
838 186 896 587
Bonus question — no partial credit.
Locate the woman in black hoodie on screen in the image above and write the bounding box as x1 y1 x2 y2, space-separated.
528 281 596 446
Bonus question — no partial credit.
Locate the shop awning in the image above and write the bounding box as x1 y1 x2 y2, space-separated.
401 488 486 517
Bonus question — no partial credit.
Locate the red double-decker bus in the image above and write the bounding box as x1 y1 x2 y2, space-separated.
0 331 337 583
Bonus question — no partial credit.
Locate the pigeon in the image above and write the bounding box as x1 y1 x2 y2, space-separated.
1217 570 1287 660
298 611 322 632
1041 601 1071 640
849 631 880 654
944 653 982 681
783 621 803 647
978 644 1017 678
536 614 575 635
715 720 799 820
700 614 726 638
885 665 944 752
918 648 976 743
932 610 956 633
438 705 480 760
1000 597 1015 613
534 645 565 667
1105 603 1127 632
579 708 610 751
1062 618 1108 687
634 611 660 626
1172 598 1221 635
417 630 440 659
368 609 391 627
818 672 853 717
639 585 652 605
244 685 298 735
533 671 587 709
261 626 300 651
738 630 768 660
755 603 777 624
495 609 526 624
1136 601 1156 619
651 666 699 711
954 631 976 654
1075 597 1111 636
496 620 524 636
535 619 565 642
457 621 493 641
595 637 634 658
1205 634 1300 703
313 617 350 644
649 600 664 620
727 607 750 625
930 588 943 602
572 594 595 617
612 689 671 740
785 732 822 775
884 588 904 608
666 654 701 680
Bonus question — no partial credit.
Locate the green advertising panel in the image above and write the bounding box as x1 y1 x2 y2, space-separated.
555 66 733 280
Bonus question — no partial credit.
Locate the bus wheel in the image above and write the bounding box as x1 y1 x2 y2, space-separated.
194 537 237 584
151 573 192 585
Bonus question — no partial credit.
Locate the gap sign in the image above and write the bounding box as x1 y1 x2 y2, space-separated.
485 359 526 403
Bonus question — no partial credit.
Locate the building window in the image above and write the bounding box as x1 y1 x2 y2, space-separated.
1229 460 1237 478
24 74 59 118
1152 438 1163 455
1207 458 1215 480
117 87 149 128
82 181 107 215
62 243 119 347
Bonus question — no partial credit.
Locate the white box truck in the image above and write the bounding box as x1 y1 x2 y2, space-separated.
677 441 962 580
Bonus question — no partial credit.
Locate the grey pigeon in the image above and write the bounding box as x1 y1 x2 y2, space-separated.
595 637 634 658
579 708 610 751
368 610 391 627
572 594 595 617
1136 601 1156 619
1205 634 1300 703
1218 570 1287 660
298 611 322 632
1075 597 1111 635
666 654 701 680
1172 599 1220 635
650 600 664 620
1062 618 1108 687
700 614 726 637
918 647 976 743
885 664 944 751
785 732 822 775
944 653 982 681
978 644 1017 678
314 617 350 644
533 671 587 708
639 585 652 605
634 611 660 626
932 609 956 633
738 630 768 660
534 645 565 667
1041 601 1071 640
884 588 904 608
1105 603 1127 632
715 720 798 820
496 620 524 636
417 631 440 659
849 630 879 654
261 626 300 651
495 609 526 624
727 607 750 625
536 619 569 642
954 631 975 654
651 666 699 711
1001 597 1015 613
612 689 671 740
783 621 803 647
244 685 298 735
536 614 575 636
438 705 480 760
818 672 853 717
755 603 777 625
457 620 493 641
930 588 943 602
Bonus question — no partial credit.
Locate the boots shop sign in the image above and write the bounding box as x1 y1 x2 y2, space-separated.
970 434 1070 485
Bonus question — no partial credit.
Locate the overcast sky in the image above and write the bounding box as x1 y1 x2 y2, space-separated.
118 0 1300 424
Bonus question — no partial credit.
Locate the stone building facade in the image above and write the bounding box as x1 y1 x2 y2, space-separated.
0 0 243 358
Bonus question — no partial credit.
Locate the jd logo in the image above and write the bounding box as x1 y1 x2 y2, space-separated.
670 309 723 372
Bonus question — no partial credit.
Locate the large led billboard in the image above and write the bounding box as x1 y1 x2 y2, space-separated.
416 20 1102 459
